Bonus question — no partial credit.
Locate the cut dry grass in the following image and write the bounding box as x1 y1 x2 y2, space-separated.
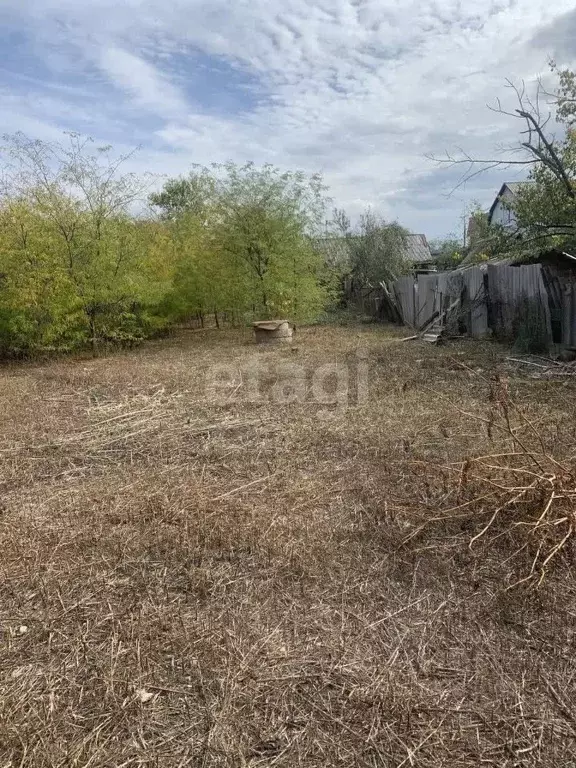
1 325 576 766
402 375 576 588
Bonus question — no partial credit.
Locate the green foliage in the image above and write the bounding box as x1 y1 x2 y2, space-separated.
510 148 576 257
148 169 216 220
487 67 576 260
553 62 576 126
0 133 171 355
156 162 331 323
0 136 331 357
430 237 463 270
348 211 410 286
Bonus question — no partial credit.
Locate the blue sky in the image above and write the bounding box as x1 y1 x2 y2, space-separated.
1 0 575 238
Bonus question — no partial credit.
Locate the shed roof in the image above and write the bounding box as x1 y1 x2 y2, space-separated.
404 233 433 264
312 232 432 265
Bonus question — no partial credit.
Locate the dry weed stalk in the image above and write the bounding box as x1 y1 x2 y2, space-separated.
408 376 576 587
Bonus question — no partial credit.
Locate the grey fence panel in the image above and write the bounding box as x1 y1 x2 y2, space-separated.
562 284 576 347
465 267 488 338
385 263 564 345
487 262 552 342
416 274 439 329
394 276 417 327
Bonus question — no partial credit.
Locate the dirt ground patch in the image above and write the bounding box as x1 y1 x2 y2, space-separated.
1 324 576 766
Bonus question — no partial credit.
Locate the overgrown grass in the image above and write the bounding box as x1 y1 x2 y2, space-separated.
1 325 576 766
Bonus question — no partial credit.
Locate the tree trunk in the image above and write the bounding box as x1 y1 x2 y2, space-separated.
214 311 220 329
88 310 98 357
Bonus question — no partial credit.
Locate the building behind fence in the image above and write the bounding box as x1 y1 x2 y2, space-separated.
351 259 576 349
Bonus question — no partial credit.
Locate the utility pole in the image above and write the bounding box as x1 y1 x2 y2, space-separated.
461 211 467 249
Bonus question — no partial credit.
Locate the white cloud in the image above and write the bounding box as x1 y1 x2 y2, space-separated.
1 0 576 235
98 47 187 118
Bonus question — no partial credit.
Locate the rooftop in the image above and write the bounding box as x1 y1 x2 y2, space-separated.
313 233 432 265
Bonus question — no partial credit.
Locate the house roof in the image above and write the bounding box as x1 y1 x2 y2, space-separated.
404 233 433 264
312 236 352 265
313 232 432 265
487 181 532 223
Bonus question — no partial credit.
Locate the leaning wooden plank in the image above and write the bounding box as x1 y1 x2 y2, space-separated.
418 297 461 337
379 281 404 324
506 357 550 369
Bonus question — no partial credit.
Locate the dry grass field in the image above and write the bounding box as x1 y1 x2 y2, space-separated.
1 323 576 767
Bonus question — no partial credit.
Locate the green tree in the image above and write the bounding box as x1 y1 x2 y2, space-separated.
1 133 168 353
152 162 331 322
0 199 82 354
430 237 463 270
509 131 576 257
148 169 216 220
433 66 576 259
348 210 410 287
554 63 576 126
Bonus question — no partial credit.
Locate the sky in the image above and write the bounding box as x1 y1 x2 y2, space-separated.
1 1 576 239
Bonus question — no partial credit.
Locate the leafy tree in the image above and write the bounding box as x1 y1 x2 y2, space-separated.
148 169 216 220
0 138 333 357
331 207 351 237
508 132 576 257
0 133 168 353
0 199 82 354
467 207 491 247
432 66 576 259
460 205 508 264
430 237 463 270
153 162 331 321
554 63 576 126
348 210 410 287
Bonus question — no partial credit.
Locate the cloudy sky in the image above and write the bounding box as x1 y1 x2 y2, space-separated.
1 1 575 238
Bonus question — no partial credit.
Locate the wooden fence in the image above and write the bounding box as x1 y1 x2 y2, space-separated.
353 262 571 346
390 266 490 338
562 284 576 347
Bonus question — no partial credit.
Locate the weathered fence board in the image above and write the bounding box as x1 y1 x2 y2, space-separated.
353 261 576 348
487 263 552 341
393 276 417 327
416 274 439 329
464 267 488 338
562 284 576 347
